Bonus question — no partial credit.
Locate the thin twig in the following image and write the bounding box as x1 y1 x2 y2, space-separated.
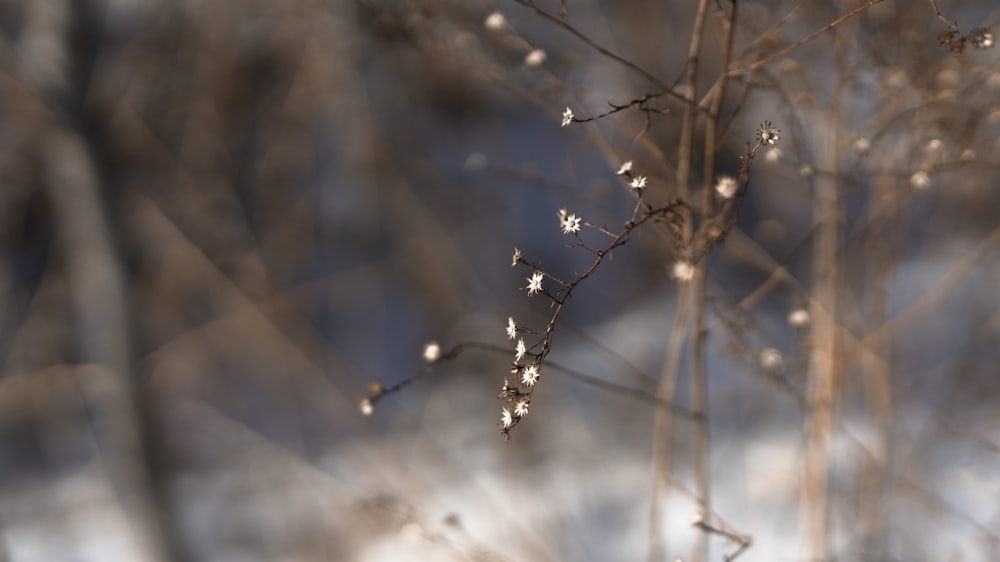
364 341 695 418
927 0 958 29
509 0 702 109
726 0 886 77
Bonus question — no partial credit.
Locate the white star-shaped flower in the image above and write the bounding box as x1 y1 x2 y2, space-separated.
560 212 581 234
617 161 633 175
506 317 517 340
629 176 648 191
521 364 540 386
526 272 544 296
561 107 574 127
515 338 527 362
500 407 514 428
514 400 529 417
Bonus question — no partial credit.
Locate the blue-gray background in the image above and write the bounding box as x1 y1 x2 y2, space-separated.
0 1 997 561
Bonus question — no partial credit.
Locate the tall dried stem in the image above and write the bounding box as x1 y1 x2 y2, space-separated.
649 1 711 560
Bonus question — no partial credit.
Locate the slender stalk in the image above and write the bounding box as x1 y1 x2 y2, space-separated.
690 268 710 562
726 0 886 78
648 283 693 562
28 2 174 560
858 141 898 559
675 0 712 203
689 4 738 561
649 2 712 560
803 87 840 562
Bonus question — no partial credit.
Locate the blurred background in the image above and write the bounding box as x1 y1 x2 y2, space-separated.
0 0 998 560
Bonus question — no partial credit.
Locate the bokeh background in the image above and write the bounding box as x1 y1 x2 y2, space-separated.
0 0 998 561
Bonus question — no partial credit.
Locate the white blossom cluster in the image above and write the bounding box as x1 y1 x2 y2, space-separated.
498 314 541 437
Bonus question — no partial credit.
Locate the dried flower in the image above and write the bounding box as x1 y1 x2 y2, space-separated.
525 49 546 66
970 28 993 49
561 107 574 127
559 210 581 234
617 161 633 175
672 260 695 282
910 170 931 189
515 338 527 362
757 121 781 145
511 247 521 268
500 407 514 428
423 341 442 362
521 364 540 386
359 398 374 416
788 309 810 327
759 348 783 370
629 175 648 192
367 380 386 397
484 12 507 31
526 272 544 296
506 316 517 340
714 175 737 199
514 400 529 417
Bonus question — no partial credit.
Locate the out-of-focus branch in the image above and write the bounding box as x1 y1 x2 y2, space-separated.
24 2 173 559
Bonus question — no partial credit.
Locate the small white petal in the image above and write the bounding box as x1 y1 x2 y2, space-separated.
629 176 648 191
514 400 529 417
672 261 695 282
787 309 810 327
560 212 581 234
910 170 931 189
561 107 574 127
500 408 514 428
423 341 442 362
359 399 374 416
759 348 783 370
526 272 544 296
714 175 737 199
521 364 540 386
525 49 546 66
484 12 507 31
